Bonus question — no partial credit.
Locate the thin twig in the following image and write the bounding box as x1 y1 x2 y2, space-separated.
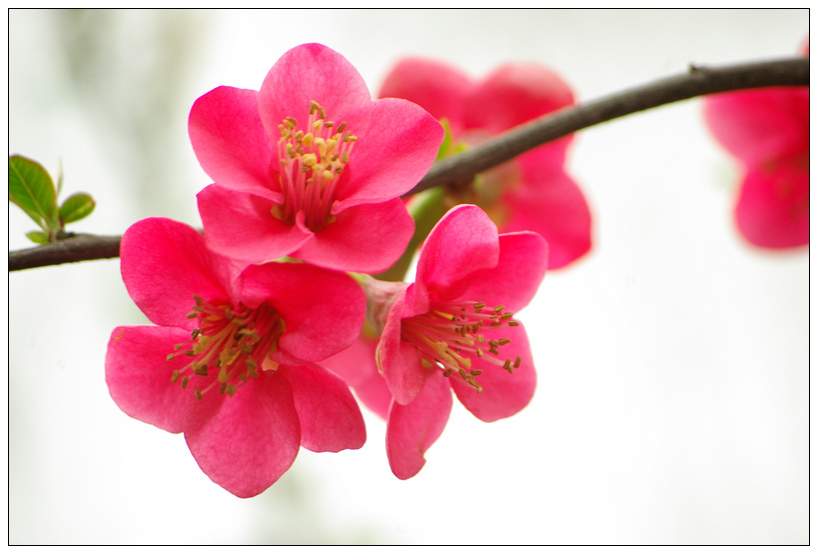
8 57 808 272
9 234 121 271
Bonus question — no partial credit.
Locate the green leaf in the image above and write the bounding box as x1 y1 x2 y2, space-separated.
60 192 96 224
25 230 50 244
9 155 59 231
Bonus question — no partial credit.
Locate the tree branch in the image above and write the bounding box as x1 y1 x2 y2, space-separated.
409 57 808 194
8 57 808 272
9 234 121 271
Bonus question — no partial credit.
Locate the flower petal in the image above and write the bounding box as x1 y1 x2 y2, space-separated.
105 326 205 434
189 86 274 194
458 231 548 313
502 162 591 270
258 43 372 141
734 161 809 249
322 335 392 420
386 370 453 479
704 87 809 166
239 262 366 362
334 98 443 207
416 204 500 301
291 198 414 273
378 57 472 134
376 289 426 405
463 62 575 134
185 370 301 498
280 362 366 453
121 218 234 329
450 323 536 422
197 184 312 265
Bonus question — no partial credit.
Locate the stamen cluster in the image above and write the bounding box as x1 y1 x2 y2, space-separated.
167 295 284 400
401 300 522 393
275 100 357 231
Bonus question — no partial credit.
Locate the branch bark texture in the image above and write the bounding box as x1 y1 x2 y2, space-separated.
9 57 808 272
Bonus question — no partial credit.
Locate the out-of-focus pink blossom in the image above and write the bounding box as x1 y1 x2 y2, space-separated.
703 41 809 249
379 57 591 269
106 217 367 497
190 43 444 273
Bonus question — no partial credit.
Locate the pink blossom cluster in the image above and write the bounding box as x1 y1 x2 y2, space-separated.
106 43 560 497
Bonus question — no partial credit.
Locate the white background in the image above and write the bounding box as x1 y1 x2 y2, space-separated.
8 9 810 545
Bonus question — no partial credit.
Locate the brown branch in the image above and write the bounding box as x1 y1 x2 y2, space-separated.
409 57 809 194
8 56 808 272
9 234 121 271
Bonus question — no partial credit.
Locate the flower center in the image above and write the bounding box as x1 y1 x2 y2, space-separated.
167 296 285 400
401 300 522 393
273 100 358 232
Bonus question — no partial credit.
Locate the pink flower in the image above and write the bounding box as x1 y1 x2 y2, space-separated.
341 204 548 479
703 41 809 249
379 57 591 269
190 43 444 273
105 217 367 497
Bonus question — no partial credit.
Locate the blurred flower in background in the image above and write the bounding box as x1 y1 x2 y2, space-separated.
379 56 592 269
703 39 809 249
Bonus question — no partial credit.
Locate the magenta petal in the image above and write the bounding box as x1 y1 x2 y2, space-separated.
502 164 591 270
377 290 426 405
121 218 233 329
704 87 809 166
322 336 392 420
335 98 444 205
185 371 300 498
378 57 472 133
450 324 536 422
258 43 372 140
105 326 204 434
386 370 453 480
463 62 574 134
458 231 548 313
292 198 415 273
197 184 312 264
280 362 366 453
239 262 365 362
735 162 810 249
416 205 500 300
189 86 273 194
